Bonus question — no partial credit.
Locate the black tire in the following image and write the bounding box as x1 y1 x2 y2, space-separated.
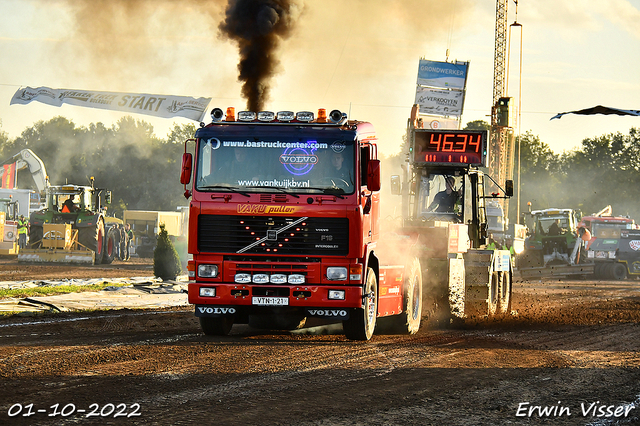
78 218 105 264
102 227 118 264
612 263 627 280
383 258 422 334
604 263 614 279
29 225 43 248
497 271 512 315
594 262 603 278
200 316 233 336
343 267 377 341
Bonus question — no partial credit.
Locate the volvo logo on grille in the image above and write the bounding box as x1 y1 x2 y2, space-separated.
267 230 277 240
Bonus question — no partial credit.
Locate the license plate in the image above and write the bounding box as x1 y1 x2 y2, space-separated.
252 297 289 306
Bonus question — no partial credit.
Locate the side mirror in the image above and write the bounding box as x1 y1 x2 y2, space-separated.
390 175 401 195
180 153 193 185
105 191 112 204
505 180 514 197
366 159 381 192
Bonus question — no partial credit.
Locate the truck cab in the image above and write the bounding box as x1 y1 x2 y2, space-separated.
182 108 423 340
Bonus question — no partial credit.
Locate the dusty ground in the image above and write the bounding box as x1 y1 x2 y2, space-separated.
0 263 638 425
0 257 155 281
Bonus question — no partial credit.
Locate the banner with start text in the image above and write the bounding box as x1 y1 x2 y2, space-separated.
10 86 211 122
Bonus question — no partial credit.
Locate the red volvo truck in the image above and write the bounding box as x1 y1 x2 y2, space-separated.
180 107 423 340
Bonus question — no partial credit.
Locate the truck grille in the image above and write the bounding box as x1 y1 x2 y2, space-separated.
198 215 349 255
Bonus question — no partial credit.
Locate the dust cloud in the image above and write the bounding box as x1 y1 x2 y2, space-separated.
59 0 470 117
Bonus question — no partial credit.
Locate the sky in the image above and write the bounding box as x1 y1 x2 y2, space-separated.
1 0 640 157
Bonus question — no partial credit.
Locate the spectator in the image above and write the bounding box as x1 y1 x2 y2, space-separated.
17 215 28 249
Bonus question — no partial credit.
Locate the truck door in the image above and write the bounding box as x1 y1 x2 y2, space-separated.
360 144 378 241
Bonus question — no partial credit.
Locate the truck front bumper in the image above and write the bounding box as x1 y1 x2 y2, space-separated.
189 282 364 310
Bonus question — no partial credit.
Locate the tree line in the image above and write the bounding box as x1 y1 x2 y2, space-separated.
1 115 638 223
464 120 640 223
0 116 194 218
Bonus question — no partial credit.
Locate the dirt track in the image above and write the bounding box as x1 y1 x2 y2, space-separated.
0 263 639 425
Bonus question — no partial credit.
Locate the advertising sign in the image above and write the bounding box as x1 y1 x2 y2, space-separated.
415 87 464 117
417 60 468 90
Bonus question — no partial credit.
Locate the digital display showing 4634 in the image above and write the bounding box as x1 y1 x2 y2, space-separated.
413 129 487 166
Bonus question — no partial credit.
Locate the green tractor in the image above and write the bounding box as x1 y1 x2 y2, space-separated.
516 208 593 277
28 179 113 264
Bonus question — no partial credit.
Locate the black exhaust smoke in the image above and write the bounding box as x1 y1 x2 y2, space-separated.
219 0 301 112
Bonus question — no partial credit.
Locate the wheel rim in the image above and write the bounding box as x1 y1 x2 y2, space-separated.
366 289 376 327
411 276 420 321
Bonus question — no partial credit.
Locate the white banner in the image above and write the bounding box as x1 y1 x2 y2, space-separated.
415 87 464 117
10 86 211 122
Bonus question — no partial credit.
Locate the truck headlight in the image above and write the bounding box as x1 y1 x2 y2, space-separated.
326 267 348 281
235 273 251 284
587 251 594 258
198 264 218 278
608 251 617 259
288 274 305 284
328 289 345 300
252 274 269 284
199 287 216 297
270 274 287 284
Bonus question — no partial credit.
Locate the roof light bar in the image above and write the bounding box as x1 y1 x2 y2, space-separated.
277 111 295 122
238 111 256 121
211 107 346 124
258 111 275 122
296 111 314 122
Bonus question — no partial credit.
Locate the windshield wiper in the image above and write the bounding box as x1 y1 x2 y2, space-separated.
198 185 250 197
245 186 300 198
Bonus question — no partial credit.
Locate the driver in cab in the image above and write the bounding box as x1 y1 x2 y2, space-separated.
428 176 459 213
325 151 352 187
61 197 78 213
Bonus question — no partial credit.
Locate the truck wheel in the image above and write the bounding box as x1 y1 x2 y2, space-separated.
29 226 43 248
200 317 233 336
102 227 118 264
384 258 422 334
497 271 512 315
343 267 377 341
604 263 614 279
594 263 603 278
78 219 105 264
612 263 627 280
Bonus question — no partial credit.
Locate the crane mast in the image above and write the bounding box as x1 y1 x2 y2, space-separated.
489 0 516 215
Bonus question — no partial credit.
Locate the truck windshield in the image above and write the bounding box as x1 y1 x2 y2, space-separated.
592 223 625 239
194 133 356 195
